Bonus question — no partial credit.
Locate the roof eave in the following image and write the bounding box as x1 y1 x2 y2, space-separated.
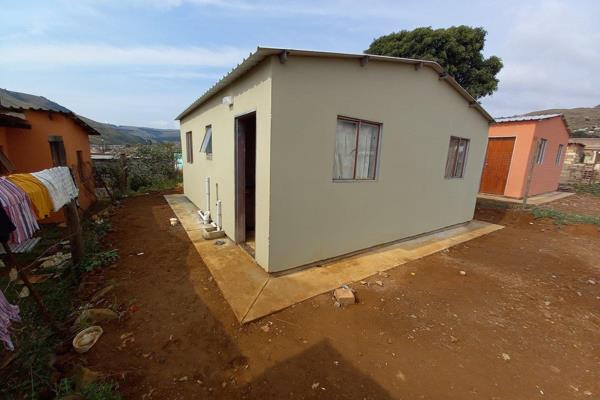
175 46 494 123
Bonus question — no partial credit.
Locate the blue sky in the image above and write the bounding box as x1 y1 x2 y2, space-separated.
1 0 599 128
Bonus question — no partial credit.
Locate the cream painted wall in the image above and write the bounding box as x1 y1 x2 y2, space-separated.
179 59 273 268
268 56 490 272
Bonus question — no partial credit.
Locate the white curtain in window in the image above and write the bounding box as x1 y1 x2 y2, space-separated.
355 122 379 179
445 137 459 177
333 119 358 179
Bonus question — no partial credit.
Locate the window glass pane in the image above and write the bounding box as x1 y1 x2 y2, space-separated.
454 139 469 178
555 144 563 165
445 137 459 178
186 132 193 163
201 126 212 154
536 139 547 164
355 122 379 179
333 119 358 180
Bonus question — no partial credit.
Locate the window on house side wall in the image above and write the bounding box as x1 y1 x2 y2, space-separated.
555 144 564 165
48 136 67 167
444 136 470 179
200 125 213 159
333 117 381 181
535 139 548 164
185 131 193 163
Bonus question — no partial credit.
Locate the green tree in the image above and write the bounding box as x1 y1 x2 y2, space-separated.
365 26 503 99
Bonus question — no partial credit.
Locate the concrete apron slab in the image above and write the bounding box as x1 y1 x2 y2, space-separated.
478 191 574 205
165 194 504 324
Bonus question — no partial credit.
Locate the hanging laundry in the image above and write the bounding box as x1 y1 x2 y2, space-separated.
0 204 16 243
31 167 78 211
8 174 54 220
0 289 21 351
0 178 39 244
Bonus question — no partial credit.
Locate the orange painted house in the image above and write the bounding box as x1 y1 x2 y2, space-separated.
0 89 99 221
480 114 570 198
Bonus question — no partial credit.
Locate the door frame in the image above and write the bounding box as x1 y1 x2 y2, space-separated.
234 111 256 244
480 136 517 195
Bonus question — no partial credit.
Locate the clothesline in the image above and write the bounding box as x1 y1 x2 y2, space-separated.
0 166 79 245
0 166 81 350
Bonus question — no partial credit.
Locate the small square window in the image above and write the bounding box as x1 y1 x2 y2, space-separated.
444 136 470 178
333 117 381 181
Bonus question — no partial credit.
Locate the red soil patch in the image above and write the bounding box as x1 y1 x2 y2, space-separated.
78 193 600 399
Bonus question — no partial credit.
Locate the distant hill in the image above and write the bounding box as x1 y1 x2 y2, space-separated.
0 88 180 146
526 105 600 137
80 116 180 145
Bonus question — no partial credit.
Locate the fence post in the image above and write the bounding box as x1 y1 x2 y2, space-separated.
64 200 84 266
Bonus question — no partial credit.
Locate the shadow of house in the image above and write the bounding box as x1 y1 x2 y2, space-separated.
238 339 392 399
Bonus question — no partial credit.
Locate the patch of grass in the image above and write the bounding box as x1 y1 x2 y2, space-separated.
528 206 600 227
573 183 600 196
56 378 122 400
0 217 121 398
136 177 182 194
80 249 119 272
80 219 119 273
0 267 76 398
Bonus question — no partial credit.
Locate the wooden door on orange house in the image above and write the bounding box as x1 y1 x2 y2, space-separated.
480 137 515 195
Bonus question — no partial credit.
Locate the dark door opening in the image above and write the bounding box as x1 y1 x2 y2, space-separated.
234 112 256 253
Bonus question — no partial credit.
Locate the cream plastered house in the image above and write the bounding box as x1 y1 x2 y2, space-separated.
177 47 493 273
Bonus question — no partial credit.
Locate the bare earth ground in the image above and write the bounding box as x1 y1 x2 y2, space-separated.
76 193 600 399
540 193 600 218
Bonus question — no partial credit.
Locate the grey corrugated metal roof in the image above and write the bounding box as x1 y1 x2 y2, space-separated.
0 88 72 113
494 114 563 123
176 46 493 122
0 88 100 135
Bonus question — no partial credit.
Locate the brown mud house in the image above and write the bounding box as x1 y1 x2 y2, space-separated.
177 47 494 273
0 89 99 221
561 137 600 183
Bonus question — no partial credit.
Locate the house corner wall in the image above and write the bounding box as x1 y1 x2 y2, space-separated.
527 118 569 196
180 59 273 270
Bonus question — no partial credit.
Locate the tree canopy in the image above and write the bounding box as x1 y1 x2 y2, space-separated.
365 26 503 99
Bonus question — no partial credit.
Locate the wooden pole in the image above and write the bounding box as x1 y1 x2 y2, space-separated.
2 242 62 334
64 200 84 266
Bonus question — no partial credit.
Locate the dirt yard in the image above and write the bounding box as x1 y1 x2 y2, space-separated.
78 193 600 399
540 193 600 218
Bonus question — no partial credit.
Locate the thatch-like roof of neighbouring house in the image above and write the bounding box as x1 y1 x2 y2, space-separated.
176 47 494 123
0 88 100 135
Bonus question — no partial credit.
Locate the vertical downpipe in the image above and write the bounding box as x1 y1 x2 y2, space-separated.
205 176 211 213
216 200 223 231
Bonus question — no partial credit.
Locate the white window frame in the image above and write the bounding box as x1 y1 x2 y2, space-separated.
332 116 382 181
535 138 548 164
444 136 470 179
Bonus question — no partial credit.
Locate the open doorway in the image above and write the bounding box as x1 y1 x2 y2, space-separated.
234 112 256 255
